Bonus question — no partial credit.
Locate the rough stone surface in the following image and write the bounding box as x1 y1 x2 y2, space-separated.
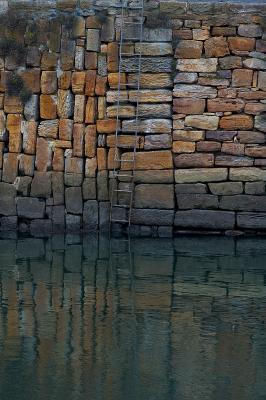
17 198 45 219
174 210 235 229
135 184 174 209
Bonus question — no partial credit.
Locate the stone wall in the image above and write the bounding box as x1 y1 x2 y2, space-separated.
1 0 266 236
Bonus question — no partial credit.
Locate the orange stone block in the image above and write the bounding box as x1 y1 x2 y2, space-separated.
172 141 195 153
73 123 84 157
41 71 57 94
232 69 253 87
85 97 97 124
59 119 73 141
85 70 97 96
85 52 98 70
98 97 106 119
4 96 23 113
85 125 97 158
108 147 121 170
21 69 40 93
97 148 107 170
95 76 107 96
22 121 37 155
121 151 173 170
107 42 118 72
35 137 52 172
9 133 22 153
96 119 118 134
53 147 64 171
228 37 255 53
40 95 57 119
58 71 71 89
6 114 22 134
108 72 127 88
71 71 86 93
220 115 254 130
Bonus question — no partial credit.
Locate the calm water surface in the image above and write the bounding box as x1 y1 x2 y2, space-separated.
0 234 266 400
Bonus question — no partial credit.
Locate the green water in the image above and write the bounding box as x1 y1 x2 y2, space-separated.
0 235 266 400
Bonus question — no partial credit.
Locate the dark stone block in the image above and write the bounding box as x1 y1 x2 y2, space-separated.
174 209 235 230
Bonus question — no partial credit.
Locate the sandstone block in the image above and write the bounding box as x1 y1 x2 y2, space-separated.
71 71 86 93
172 141 195 153
0 182 16 216
73 124 84 157
97 119 118 133
245 146 266 158
57 90 74 118
60 39 75 70
212 26 236 36
59 119 73 141
19 154 34 176
136 43 173 56
17 197 45 219
4 95 23 114
175 168 227 183
74 95 85 123
122 119 172 134
185 115 219 130
196 141 221 152
121 151 173 170
85 125 96 157
85 97 97 123
207 98 244 112
85 52 98 70
107 135 143 149
173 130 204 142
129 89 172 103
40 95 57 119
232 69 253 87
6 114 22 134
35 138 52 172
239 91 266 100
228 37 255 53
83 177 96 200
176 58 217 73
131 209 174 226
175 40 203 58
95 76 107 96
41 71 57 94
65 187 83 214
243 58 266 70
22 121 37 154
192 29 210 41
107 42 118 72
244 103 266 115
174 72 198 84
97 170 109 201
133 170 174 184
85 157 97 178
174 84 217 99
173 98 205 114
121 57 173 73
38 120 59 138
30 171 52 198
107 105 135 118
221 143 245 156
174 210 235 229
174 153 214 168
135 184 174 209
128 73 173 89
204 37 229 57
85 70 97 96
209 182 243 195
229 167 266 181
53 148 64 171
220 115 253 130
97 148 107 170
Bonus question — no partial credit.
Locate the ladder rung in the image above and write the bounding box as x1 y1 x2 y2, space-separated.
113 204 130 208
114 189 133 193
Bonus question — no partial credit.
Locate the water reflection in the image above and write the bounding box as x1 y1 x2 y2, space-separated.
0 235 266 400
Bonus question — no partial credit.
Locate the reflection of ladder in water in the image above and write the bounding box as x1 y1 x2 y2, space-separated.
110 0 144 231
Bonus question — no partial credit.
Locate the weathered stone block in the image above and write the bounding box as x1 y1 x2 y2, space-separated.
175 168 227 183
220 115 253 130
196 141 221 152
24 95 39 121
204 37 229 57
245 146 266 158
52 205 65 232
41 71 57 94
121 57 173 73
66 214 81 232
135 184 174 209
177 194 218 210
35 138 52 172
128 73 173 89
243 58 266 70
129 89 172 103
136 43 173 56
0 216 17 232
206 130 237 142
230 167 266 182
174 84 217 99
87 29 100 52
30 219 52 237
176 58 217 73
174 153 214 168
57 90 74 118
232 69 253 87
59 119 73 141
99 202 110 232
173 130 204 142
19 154 34 176
122 119 172 134
121 151 173 170
175 40 203 59
173 98 205 114
255 115 266 133
219 56 242 69
215 155 253 167
131 209 174 226
237 213 266 229
65 187 83 214
17 197 45 219
209 182 243 195
143 28 172 42
174 72 198 84
30 172 52 198
0 183 16 216
245 182 265 195
172 141 195 153
2 153 18 183
221 143 245 156
228 37 255 53
144 134 171 150
38 120 59 138
83 178 96 200
185 115 219 130
60 39 75 70
97 170 109 201
207 98 244 112
175 183 207 194
52 172 64 205
15 176 32 196
220 195 266 212
133 170 173 184
174 210 235 229
245 103 266 115
238 24 262 38
40 95 57 119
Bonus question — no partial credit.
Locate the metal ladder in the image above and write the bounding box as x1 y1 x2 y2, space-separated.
109 0 144 231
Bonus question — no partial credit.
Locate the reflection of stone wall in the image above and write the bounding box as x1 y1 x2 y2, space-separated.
1 1 266 235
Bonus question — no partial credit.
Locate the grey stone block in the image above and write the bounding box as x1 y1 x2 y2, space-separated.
0 182 16 216
175 183 207 194
52 205 65 232
99 202 110 232
30 219 52 237
65 187 83 214
83 200 98 232
30 172 52 198
245 181 265 195
177 194 219 210
66 214 81 232
15 176 32 196
82 178 96 200
237 212 266 229
17 197 45 219
174 210 235 230
97 171 109 201
135 184 174 209
131 209 174 226
0 216 18 231
220 195 266 211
